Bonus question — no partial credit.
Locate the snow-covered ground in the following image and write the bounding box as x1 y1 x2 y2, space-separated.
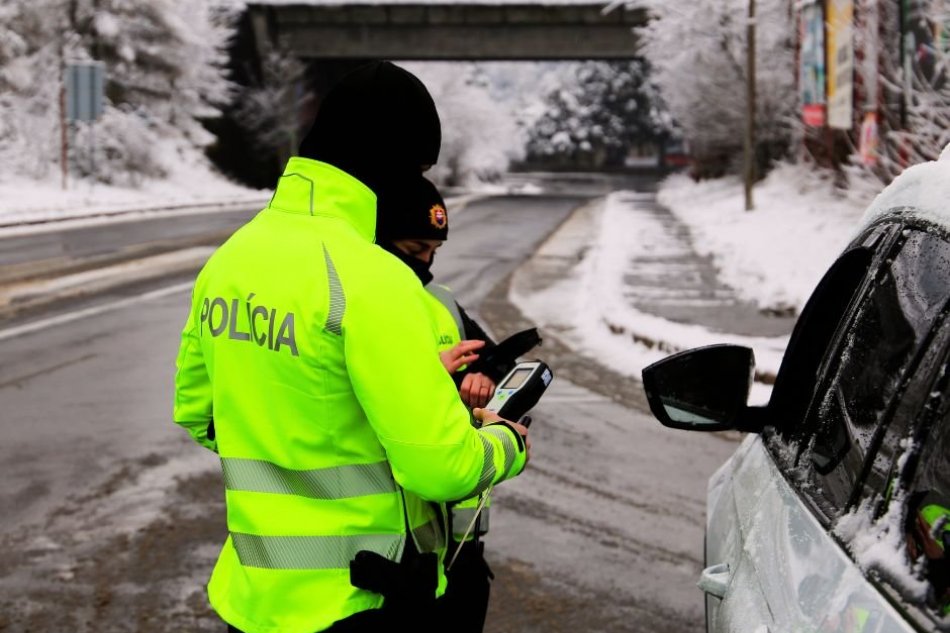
513 163 880 405
0 155 267 226
660 162 880 315
1 155 882 409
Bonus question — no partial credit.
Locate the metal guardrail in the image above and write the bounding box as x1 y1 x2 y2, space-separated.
0 196 272 230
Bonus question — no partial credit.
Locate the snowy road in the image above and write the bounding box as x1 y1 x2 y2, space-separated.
0 181 738 632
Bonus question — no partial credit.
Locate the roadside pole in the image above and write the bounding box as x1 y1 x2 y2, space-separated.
744 0 757 211
60 45 68 191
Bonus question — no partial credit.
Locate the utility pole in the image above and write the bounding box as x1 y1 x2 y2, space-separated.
744 0 757 211
60 41 68 191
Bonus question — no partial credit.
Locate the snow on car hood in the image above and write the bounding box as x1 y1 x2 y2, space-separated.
857 156 950 236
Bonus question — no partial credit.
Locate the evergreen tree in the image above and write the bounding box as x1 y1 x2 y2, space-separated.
525 60 669 169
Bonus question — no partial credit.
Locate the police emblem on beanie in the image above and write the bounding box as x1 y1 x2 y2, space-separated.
376 175 449 243
429 204 447 230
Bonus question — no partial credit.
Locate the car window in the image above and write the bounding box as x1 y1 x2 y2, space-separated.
905 400 950 621
856 329 950 628
801 229 950 522
766 246 876 445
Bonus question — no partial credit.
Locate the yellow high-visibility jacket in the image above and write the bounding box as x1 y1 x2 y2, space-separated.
424 283 494 542
173 157 526 633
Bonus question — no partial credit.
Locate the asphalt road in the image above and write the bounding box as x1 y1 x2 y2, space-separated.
0 180 738 632
0 202 263 285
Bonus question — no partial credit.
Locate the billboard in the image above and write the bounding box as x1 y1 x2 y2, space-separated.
826 0 854 130
800 1 826 127
859 112 879 166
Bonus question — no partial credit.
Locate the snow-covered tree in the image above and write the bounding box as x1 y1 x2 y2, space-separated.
232 47 311 173
524 60 670 169
69 0 235 183
0 0 67 178
631 0 797 178
0 0 236 185
871 1 950 181
404 62 527 186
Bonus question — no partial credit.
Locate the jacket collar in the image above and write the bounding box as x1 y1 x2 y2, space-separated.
267 157 377 242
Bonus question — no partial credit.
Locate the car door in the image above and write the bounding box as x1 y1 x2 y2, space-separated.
795 226 950 524
841 274 950 631
775 223 950 631
705 220 950 633
702 228 881 632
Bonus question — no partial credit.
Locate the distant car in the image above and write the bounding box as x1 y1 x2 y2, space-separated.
660 139 690 169
642 157 950 633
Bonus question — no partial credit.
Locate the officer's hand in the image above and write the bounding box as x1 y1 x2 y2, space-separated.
460 372 495 409
440 339 485 373
474 408 531 465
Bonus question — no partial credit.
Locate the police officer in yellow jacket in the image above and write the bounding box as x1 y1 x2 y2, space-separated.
173 61 530 633
374 175 516 633
374 176 500 408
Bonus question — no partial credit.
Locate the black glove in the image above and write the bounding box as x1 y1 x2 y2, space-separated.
466 328 542 382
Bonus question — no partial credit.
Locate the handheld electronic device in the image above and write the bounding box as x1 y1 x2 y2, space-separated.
449 360 553 570
483 360 553 423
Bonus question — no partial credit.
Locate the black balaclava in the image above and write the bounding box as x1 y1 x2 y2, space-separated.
376 175 449 285
297 61 442 195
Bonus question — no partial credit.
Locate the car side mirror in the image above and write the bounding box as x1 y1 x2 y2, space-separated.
642 344 759 432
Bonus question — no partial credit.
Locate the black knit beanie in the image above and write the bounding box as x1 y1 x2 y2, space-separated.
297 61 442 194
376 175 449 243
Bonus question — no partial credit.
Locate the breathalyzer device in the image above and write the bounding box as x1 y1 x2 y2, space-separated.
483 360 553 423
448 360 553 572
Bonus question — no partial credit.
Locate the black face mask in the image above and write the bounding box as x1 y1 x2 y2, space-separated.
380 242 434 285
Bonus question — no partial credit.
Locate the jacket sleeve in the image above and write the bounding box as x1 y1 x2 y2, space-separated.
345 268 526 503
173 288 217 452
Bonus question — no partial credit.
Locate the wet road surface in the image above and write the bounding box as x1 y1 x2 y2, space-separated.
0 176 739 632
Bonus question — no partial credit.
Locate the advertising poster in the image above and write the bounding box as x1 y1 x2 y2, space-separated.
827 0 854 130
800 1 826 127
860 0 879 109
859 112 879 166
903 0 936 84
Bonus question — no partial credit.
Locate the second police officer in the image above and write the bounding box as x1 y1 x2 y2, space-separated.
375 174 529 633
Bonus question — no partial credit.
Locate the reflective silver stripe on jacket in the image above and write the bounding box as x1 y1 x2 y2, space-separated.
426 283 464 337
232 532 402 570
222 458 396 499
323 245 345 335
482 425 517 478
466 434 496 499
230 516 444 570
450 506 490 539
224 457 446 569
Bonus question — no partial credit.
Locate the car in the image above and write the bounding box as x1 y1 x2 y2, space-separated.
660 138 691 170
641 156 950 633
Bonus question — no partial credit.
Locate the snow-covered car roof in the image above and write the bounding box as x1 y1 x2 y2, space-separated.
857 148 950 235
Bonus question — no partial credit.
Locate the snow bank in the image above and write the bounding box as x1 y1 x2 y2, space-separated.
513 192 787 404
0 149 265 226
659 163 875 315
